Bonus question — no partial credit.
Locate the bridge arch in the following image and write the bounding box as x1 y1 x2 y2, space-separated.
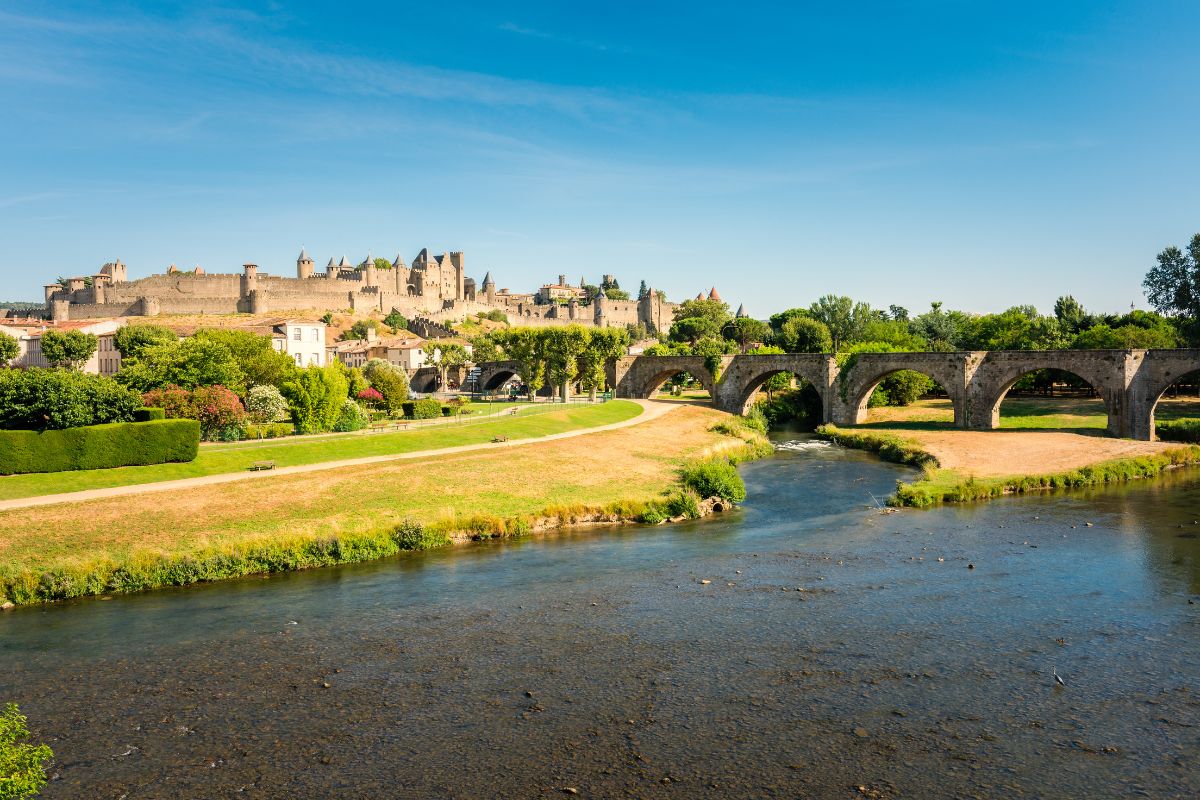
833 352 968 427
971 351 1125 435
611 356 716 402
1138 362 1200 441
715 353 834 417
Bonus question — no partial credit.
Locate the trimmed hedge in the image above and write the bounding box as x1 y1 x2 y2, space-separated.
0 419 200 475
134 407 166 421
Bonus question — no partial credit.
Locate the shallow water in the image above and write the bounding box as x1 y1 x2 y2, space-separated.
1 435 1198 798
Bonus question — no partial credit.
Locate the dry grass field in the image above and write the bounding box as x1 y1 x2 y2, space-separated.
0 404 734 579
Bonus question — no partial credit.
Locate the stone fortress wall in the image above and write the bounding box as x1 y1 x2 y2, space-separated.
44 248 677 334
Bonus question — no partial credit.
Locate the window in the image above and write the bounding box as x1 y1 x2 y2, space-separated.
292 328 301 341
311 328 319 341
294 353 302 365
309 353 319 365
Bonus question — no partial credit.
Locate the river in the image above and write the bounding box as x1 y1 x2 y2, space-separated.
1 433 1198 798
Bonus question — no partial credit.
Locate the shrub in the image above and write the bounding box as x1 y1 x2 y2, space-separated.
1157 418 1200 443
678 458 747 504
0 419 200 474
639 503 669 524
241 422 294 439
282 365 348 434
0 703 54 800
245 384 289 424
410 398 442 419
332 399 370 432
0 368 141 430
356 387 384 408
134 407 166 421
391 520 449 551
143 385 246 441
665 490 702 519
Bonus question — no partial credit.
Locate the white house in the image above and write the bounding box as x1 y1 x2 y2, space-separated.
271 320 326 367
0 318 126 375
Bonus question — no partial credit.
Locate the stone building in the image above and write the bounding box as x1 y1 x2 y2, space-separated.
0 318 126 375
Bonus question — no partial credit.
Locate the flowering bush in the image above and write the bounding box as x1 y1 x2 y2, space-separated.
356 387 384 408
143 384 247 441
333 398 370 432
245 384 289 423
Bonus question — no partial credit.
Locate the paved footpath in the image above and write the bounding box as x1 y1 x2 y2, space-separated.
0 400 678 512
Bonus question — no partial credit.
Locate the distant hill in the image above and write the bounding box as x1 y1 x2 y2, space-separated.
0 301 44 314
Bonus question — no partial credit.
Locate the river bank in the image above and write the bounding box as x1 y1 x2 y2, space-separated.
816 423 1200 506
0 402 768 606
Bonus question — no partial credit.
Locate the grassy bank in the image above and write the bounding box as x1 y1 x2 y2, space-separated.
0 405 769 606
0 401 640 501
815 423 1200 508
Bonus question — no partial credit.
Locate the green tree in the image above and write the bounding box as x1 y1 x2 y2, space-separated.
374 257 392 271
424 342 470 390
807 295 855 351
1143 233 1200 319
1053 295 1089 337
0 703 53 800
637 280 648 299
494 328 546 400
722 317 770 352
341 320 378 341
363 359 409 414
193 329 296 389
960 307 1065 350
113 324 177 359
469 333 503 363
888 304 910 322
383 311 408 332
604 288 631 300
282 364 348 434
543 326 590 399
910 302 969 350
577 327 629 399
39 330 97 370
115 338 245 393
779 316 832 353
0 332 17 366
670 316 722 344
672 297 732 330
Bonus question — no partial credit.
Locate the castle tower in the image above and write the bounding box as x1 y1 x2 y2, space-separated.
297 247 314 279
452 252 465 300
639 285 661 333
594 286 608 327
482 271 496 304
363 252 377 288
241 263 258 298
735 303 747 318
326 257 338 281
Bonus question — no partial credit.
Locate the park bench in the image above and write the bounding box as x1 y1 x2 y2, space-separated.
248 460 276 471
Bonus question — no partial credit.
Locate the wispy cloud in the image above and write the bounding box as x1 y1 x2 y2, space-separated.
498 21 629 54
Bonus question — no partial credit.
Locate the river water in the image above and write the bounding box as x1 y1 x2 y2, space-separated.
1 434 1198 798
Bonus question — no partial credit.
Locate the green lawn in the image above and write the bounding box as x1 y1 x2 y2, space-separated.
0 401 642 501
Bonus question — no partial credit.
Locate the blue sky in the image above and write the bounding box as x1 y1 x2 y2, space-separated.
2 1 1198 317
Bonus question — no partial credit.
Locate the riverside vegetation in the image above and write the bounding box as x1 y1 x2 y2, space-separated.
0 405 769 606
815 423 1200 507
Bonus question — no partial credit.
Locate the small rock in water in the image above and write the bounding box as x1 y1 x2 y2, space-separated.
937 557 945 563
700 579 711 585
562 788 578 795
1085 522 1094 527
853 727 869 738
967 563 975 570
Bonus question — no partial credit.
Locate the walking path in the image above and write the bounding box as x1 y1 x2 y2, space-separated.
0 401 677 512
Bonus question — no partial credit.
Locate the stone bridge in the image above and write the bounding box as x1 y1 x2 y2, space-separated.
598 349 1200 441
